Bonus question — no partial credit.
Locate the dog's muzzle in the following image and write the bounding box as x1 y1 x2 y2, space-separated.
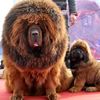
28 25 42 48
68 48 88 69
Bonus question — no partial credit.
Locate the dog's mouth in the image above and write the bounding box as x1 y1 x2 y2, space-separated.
32 30 40 47
28 25 42 48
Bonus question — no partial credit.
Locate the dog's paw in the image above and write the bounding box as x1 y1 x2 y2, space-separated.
47 93 58 100
46 88 58 100
10 95 24 100
85 87 97 92
69 87 81 93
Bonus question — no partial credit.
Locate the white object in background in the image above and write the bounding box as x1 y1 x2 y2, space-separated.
0 69 4 79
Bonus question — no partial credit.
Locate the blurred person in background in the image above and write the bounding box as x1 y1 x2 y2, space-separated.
53 0 77 29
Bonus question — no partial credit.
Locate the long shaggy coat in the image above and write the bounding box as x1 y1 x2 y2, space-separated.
68 39 100 92
2 0 73 100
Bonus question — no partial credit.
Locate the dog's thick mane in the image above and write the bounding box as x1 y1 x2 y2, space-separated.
2 0 67 69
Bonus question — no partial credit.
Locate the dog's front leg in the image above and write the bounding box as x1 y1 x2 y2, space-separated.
10 77 28 100
69 75 86 92
44 73 59 100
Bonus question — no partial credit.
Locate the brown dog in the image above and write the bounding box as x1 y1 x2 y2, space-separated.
2 0 73 100
67 39 100 92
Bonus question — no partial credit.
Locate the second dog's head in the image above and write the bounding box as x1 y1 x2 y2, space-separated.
68 39 93 69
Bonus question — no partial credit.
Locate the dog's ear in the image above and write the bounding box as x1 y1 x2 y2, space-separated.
65 51 71 68
82 53 89 63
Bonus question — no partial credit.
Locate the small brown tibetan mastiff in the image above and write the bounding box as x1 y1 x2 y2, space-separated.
67 39 100 92
2 0 73 100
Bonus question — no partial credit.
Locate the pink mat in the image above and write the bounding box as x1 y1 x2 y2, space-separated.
0 79 100 100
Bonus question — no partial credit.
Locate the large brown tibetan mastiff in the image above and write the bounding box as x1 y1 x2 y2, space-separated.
2 0 73 100
67 39 100 92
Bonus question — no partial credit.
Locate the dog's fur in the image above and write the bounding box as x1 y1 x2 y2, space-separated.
2 0 73 100
67 39 100 92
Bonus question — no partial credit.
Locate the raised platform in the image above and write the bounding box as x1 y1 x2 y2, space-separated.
0 79 100 100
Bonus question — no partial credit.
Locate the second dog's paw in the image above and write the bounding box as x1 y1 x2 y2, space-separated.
10 95 24 100
69 87 81 93
86 87 97 92
47 93 58 100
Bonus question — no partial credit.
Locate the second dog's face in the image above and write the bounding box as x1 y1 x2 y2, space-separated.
68 46 89 69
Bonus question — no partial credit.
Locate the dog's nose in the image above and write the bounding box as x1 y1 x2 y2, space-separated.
31 30 39 37
76 50 81 55
71 50 82 59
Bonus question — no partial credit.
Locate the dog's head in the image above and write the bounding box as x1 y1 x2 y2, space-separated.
69 47 89 69
67 39 92 69
2 0 68 70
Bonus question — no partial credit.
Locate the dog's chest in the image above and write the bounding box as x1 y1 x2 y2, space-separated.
22 71 49 87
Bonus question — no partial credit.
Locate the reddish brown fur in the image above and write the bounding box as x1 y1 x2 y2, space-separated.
2 0 73 100
69 39 100 92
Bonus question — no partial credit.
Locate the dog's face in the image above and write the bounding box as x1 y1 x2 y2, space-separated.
68 39 90 69
28 25 42 48
69 47 89 69
9 14 57 58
